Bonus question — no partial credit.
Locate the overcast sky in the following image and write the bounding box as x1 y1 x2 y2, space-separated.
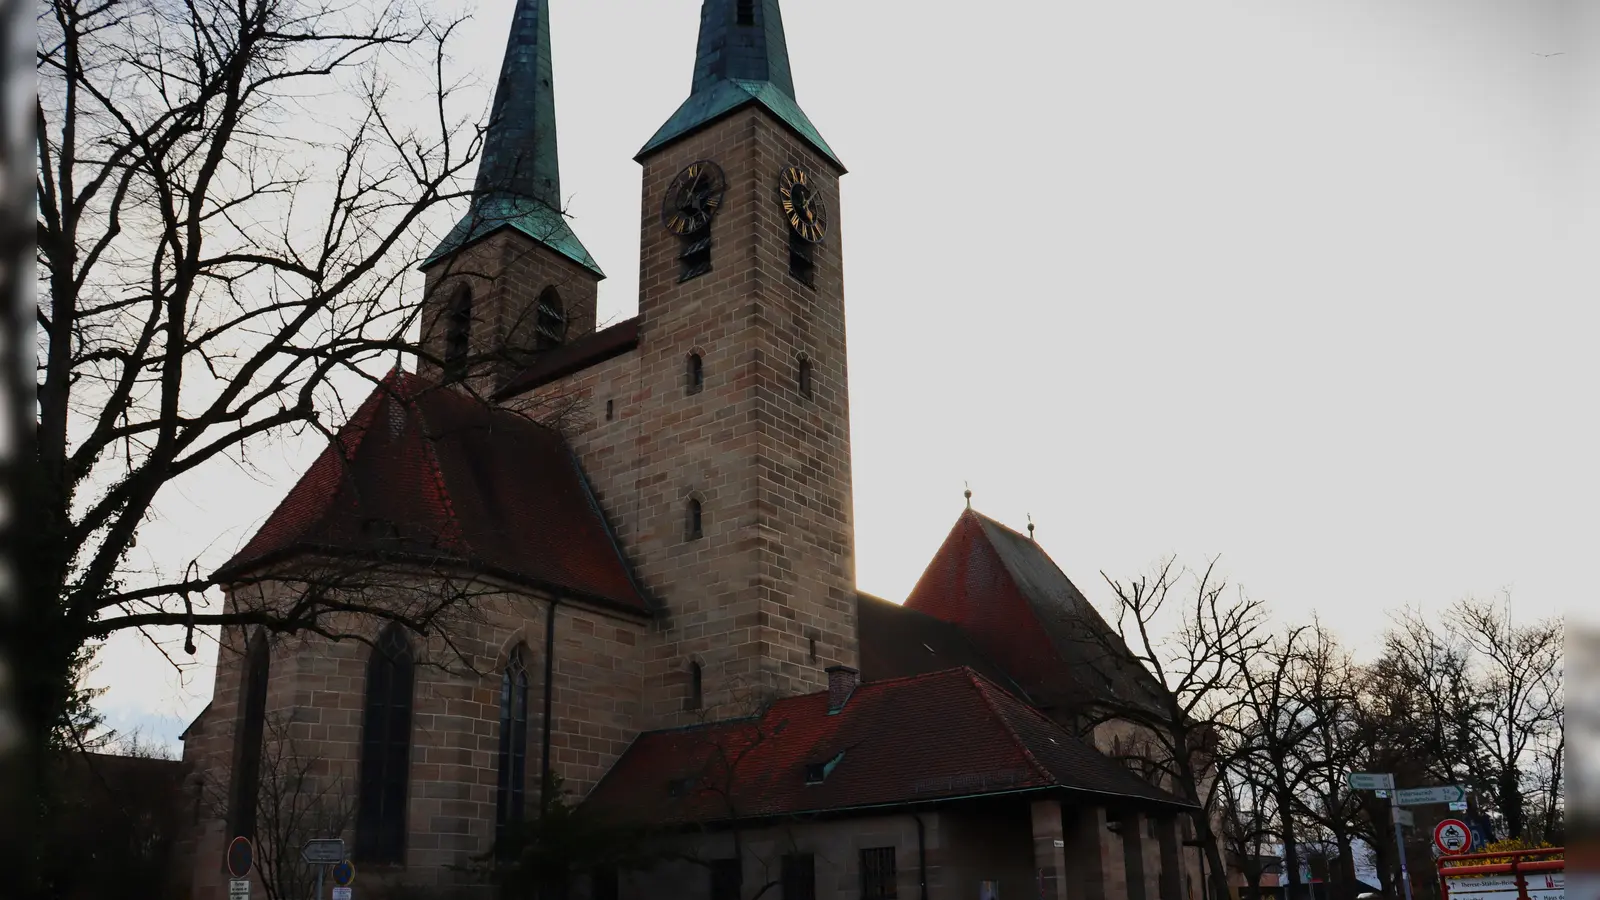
89 0 1596 752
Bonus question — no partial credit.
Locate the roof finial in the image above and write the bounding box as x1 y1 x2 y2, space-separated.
1027 514 1035 541
964 482 972 509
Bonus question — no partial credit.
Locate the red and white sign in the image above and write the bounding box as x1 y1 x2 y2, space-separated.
1435 819 1472 855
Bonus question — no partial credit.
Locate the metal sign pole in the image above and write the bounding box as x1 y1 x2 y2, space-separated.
317 864 324 900
1393 804 1415 900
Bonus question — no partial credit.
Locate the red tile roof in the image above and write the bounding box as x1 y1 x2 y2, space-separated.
903 509 1164 713
494 317 640 401
216 369 649 614
582 667 1188 826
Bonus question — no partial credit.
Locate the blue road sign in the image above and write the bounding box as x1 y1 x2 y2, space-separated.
333 859 356 887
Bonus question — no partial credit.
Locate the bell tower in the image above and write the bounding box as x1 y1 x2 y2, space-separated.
417 0 604 391
627 0 857 720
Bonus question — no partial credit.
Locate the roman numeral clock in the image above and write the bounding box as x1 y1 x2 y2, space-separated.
777 165 827 243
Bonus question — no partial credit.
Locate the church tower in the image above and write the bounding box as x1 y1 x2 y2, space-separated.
417 0 604 391
629 0 855 719
509 0 856 724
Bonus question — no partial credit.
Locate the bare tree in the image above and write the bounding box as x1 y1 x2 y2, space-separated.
1446 597 1563 841
24 0 594 890
1084 556 1271 900
197 712 354 900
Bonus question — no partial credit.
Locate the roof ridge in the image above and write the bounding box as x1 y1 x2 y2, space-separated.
960 667 1056 786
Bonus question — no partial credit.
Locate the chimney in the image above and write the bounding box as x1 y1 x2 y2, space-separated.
826 665 859 713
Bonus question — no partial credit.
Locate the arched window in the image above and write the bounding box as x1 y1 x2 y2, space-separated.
495 649 530 856
797 356 813 398
688 660 704 710
443 285 472 381
534 287 566 351
356 624 414 863
227 629 270 841
687 352 704 395
687 497 704 541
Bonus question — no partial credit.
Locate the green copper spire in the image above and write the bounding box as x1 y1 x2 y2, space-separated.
638 0 842 169
425 0 602 276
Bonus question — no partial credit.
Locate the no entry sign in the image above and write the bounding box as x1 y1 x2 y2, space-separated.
1435 818 1472 855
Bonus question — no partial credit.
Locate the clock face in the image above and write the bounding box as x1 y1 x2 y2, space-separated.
661 161 727 236
777 165 827 243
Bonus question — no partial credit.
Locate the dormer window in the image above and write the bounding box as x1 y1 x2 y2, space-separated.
803 750 845 786
534 287 566 351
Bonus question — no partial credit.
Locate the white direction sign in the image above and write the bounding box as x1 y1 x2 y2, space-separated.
301 838 347 865
333 888 353 900
1348 772 1396 791
229 880 251 900
1394 784 1467 806
1393 808 1415 827
1444 872 1564 900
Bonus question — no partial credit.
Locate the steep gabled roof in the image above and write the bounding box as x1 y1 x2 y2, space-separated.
904 508 1166 714
855 591 1033 703
582 667 1188 827
215 370 649 615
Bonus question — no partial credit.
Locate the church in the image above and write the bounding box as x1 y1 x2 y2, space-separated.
180 1 1207 898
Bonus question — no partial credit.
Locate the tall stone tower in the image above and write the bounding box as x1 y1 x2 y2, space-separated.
417 0 604 392
630 0 856 720
512 0 857 724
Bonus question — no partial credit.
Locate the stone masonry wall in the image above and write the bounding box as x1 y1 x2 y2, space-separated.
183 577 647 899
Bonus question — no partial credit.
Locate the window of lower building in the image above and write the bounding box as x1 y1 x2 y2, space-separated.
860 847 898 900
710 857 742 900
782 853 816 900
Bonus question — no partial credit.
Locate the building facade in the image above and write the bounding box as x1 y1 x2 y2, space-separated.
180 2 1209 899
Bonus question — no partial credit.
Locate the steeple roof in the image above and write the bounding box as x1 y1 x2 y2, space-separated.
638 0 842 169
424 0 603 276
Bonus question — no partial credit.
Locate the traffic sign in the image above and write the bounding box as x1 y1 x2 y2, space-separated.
226 836 254 878
333 888 353 900
1348 772 1396 791
1393 808 1415 827
229 880 251 900
1395 785 1467 806
301 838 346 865
333 859 356 887
1449 800 1469 812
1434 818 1472 855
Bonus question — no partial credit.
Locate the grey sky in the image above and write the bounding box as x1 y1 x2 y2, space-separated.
88 0 1595 750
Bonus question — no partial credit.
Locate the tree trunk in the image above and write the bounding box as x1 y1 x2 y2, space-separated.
1332 827 1357 900
1275 776 1303 900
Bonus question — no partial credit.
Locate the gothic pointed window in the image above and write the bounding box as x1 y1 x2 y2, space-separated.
443 285 473 381
356 624 414 863
227 629 270 842
495 649 531 857
534 287 566 351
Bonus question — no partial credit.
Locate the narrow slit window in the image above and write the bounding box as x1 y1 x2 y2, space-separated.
687 353 704 395
808 636 818 662
788 231 816 288
688 661 704 710
797 357 813 398
605 399 615 421
687 498 704 540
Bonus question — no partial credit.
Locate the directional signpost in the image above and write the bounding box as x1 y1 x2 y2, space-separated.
302 839 347 900
1396 785 1467 806
1348 772 1397 791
